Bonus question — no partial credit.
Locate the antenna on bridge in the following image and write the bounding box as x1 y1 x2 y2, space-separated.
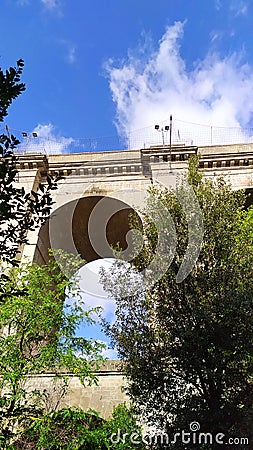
5 124 10 139
169 114 172 172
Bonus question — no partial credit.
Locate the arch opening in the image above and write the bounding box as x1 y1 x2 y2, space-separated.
65 258 119 360
33 195 142 267
33 196 143 359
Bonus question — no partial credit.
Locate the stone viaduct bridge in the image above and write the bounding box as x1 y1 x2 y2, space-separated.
16 142 253 417
19 142 253 264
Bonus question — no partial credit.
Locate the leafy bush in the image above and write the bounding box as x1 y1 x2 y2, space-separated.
13 403 145 449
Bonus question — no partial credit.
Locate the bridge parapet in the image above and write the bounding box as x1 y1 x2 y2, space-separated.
14 142 253 190
141 143 253 190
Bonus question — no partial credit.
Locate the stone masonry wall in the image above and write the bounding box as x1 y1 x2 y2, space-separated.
25 361 128 419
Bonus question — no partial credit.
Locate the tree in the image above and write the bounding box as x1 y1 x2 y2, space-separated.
0 59 61 270
13 403 145 449
0 254 105 446
0 59 25 123
0 61 106 448
101 162 253 448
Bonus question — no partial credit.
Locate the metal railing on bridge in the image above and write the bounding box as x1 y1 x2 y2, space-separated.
1 118 253 155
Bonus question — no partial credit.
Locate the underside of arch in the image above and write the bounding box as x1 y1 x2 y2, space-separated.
33 196 142 267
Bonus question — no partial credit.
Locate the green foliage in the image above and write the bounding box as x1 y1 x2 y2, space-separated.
101 160 253 448
0 59 25 123
0 255 105 446
13 403 144 449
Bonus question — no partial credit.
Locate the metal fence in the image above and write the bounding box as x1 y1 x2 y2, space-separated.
2 119 253 155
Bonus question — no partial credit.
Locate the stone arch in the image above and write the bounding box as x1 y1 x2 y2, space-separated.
33 195 142 267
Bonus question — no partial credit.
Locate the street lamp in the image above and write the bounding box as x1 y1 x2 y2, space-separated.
22 131 38 153
154 124 170 146
155 115 173 171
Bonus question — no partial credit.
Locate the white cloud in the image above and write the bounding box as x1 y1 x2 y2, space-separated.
214 0 222 10
106 21 253 147
67 45 76 64
80 292 116 319
210 30 223 43
34 123 54 138
16 0 30 5
20 123 74 154
215 0 248 15
65 260 117 318
100 343 118 360
17 0 62 9
57 40 77 64
41 0 61 10
230 0 248 16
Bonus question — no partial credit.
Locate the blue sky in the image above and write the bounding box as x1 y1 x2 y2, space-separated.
2 0 253 357
1 0 253 150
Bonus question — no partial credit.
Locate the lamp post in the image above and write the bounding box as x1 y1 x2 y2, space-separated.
154 124 169 146
22 131 38 153
155 114 173 172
